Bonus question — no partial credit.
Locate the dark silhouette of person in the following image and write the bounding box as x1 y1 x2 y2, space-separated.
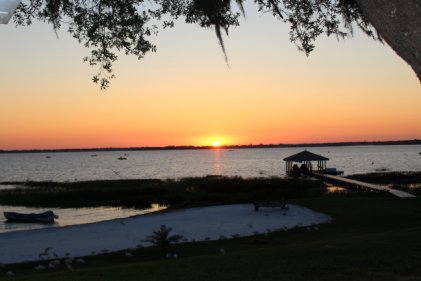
292 164 301 177
300 163 309 174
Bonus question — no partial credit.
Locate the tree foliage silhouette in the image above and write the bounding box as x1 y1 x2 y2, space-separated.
12 0 421 89
143 225 184 256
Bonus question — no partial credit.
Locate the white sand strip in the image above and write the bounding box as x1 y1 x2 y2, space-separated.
0 204 331 264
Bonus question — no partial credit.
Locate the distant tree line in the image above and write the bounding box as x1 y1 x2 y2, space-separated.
1 139 420 154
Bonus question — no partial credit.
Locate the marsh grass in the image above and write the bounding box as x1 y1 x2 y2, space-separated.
0 176 327 208
348 172 421 195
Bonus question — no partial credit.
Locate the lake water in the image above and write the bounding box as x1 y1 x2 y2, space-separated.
1 145 421 182
0 145 420 233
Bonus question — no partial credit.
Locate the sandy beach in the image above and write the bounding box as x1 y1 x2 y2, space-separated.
0 204 331 264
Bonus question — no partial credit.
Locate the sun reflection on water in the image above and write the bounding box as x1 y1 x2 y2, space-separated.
213 149 222 175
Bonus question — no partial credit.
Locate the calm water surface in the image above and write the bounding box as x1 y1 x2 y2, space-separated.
1 145 420 182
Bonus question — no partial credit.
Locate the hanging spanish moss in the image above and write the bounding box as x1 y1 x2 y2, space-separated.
12 0 379 89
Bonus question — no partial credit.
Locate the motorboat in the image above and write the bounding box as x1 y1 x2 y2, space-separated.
322 168 344 175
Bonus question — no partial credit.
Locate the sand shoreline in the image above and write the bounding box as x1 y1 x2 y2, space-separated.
0 204 331 264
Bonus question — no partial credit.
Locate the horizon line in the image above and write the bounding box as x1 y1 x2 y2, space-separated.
1 139 420 153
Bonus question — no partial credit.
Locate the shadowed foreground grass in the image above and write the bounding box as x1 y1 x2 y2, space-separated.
2 197 421 281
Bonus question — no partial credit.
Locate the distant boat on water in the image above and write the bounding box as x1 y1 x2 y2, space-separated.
375 168 389 172
322 167 344 175
118 157 127 160
3 211 58 223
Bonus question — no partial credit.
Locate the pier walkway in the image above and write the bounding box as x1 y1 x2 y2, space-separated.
312 172 415 198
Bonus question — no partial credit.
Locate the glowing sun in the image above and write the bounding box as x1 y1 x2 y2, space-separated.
212 141 221 148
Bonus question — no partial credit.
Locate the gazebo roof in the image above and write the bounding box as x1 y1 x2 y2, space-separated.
283 150 329 162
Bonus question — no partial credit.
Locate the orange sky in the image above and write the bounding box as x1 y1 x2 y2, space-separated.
1 3 420 150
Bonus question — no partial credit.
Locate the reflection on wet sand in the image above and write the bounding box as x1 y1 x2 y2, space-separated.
325 183 348 194
0 204 167 234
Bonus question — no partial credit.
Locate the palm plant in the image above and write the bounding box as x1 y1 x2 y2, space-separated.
143 225 184 256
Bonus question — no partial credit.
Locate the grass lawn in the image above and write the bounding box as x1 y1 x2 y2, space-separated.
2 196 421 281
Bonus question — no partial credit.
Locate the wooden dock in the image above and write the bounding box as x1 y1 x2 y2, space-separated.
312 172 415 198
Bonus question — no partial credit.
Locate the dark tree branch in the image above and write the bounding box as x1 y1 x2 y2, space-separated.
11 0 420 89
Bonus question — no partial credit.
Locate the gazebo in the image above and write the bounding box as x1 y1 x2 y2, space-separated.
283 150 329 175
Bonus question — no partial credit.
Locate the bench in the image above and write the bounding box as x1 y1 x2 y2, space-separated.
253 201 289 212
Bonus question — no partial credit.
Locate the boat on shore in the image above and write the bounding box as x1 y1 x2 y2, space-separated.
3 211 58 223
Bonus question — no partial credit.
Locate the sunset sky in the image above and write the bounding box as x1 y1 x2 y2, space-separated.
1 2 420 150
